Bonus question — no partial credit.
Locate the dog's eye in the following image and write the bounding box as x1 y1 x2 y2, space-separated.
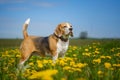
70 26 72 27
64 26 67 28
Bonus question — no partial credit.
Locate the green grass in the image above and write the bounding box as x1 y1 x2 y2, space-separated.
0 38 120 80
0 39 22 48
0 38 120 48
70 38 120 47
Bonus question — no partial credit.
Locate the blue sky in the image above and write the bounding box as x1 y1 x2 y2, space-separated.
0 0 120 38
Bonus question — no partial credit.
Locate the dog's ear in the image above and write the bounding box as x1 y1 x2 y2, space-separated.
55 24 64 37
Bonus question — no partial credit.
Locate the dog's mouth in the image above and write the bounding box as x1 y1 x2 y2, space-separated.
69 31 73 37
63 31 73 38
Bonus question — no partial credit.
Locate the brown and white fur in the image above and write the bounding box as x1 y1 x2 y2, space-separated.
19 18 73 69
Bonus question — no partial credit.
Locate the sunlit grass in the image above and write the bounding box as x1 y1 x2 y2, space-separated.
0 40 120 80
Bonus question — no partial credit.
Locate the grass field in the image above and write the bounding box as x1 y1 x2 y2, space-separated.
0 39 120 80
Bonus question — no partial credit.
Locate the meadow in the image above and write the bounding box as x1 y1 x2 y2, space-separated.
0 39 120 80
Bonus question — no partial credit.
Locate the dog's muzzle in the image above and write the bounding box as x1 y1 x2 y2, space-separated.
69 28 73 37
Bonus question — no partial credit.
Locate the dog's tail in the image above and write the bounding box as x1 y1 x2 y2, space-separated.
23 18 30 39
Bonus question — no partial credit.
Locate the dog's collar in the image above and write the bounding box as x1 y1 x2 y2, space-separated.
53 33 68 42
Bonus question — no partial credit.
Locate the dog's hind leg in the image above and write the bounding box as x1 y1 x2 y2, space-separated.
18 52 31 70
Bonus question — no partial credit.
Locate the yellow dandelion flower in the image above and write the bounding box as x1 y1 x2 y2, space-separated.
38 63 43 68
51 63 55 66
114 53 120 57
16 54 21 58
48 60 53 64
64 57 73 61
43 60 49 64
63 66 71 70
73 46 77 50
106 56 111 59
61 78 67 80
29 62 34 66
104 62 111 69
93 58 101 64
100 56 106 59
70 61 75 66
94 50 100 54
37 60 42 63
97 70 103 75
73 54 77 57
113 64 120 67
36 60 43 68
29 69 58 80
85 48 89 52
59 59 66 66
96 48 99 51
110 48 114 52
82 52 91 57
74 68 82 72
5 51 8 55
76 63 87 68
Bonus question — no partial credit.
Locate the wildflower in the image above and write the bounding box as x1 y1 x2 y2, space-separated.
70 61 75 66
97 70 103 75
63 66 71 70
85 48 89 52
29 69 58 80
65 57 73 61
114 53 120 57
38 63 43 68
104 62 111 69
61 78 67 80
37 60 42 63
100 56 106 59
59 59 66 66
113 64 120 67
75 63 87 68
16 54 21 58
73 46 77 50
48 60 53 64
82 52 91 57
43 60 49 64
93 58 101 64
74 68 82 72
110 48 115 52
94 50 100 54
73 54 77 57
68 50 72 53
89 47 92 49
37 60 43 68
106 56 111 59
29 62 34 66
95 48 99 51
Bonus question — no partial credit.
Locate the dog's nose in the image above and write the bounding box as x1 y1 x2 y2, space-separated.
69 28 73 31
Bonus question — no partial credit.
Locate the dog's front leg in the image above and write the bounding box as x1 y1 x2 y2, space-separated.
52 52 58 63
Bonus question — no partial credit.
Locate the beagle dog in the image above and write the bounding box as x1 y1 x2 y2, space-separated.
19 18 73 68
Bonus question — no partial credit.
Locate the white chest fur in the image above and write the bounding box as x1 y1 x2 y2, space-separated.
57 39 69 56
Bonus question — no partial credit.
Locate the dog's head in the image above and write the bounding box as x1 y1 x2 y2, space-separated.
55 22 73 38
